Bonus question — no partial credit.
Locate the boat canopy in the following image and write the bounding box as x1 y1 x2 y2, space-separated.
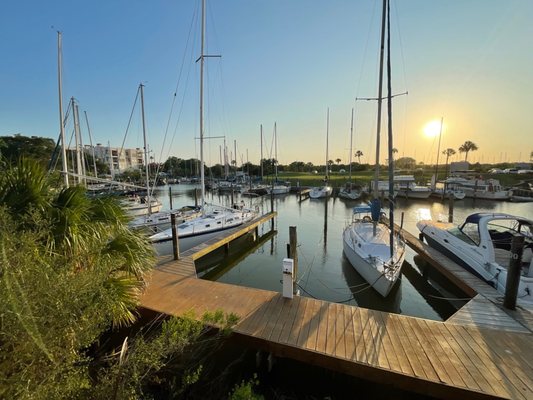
353 205 372 214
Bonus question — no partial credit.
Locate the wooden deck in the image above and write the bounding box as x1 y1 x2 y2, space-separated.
140 215 533 400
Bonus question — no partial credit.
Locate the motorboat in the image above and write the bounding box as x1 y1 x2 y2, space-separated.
417 213 533 303
395 175 432 199
343 205 406 297
445 177 509 200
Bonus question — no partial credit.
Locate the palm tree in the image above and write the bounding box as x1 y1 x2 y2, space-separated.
530 151 533 162
458 140 478 161
442 148 456 179
355 150 363 163
0 158 154 326
392 148 398 160
335 158 341 166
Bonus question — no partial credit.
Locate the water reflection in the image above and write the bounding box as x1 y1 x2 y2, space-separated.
151 184 532 321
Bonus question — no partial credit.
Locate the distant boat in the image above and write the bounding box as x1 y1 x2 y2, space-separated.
418 212 533 303
509 183 533 202
339 108 362 201
395 175 432 199
343 0 406 297
445 176 509 200
309 108 333 199
271 122 290 195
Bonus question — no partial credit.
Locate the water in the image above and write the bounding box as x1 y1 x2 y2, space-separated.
152 184 533 321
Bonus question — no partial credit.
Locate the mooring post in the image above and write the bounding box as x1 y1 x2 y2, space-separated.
270 188 274 230
448 193 454 223
194 188 198 208
171 213 180 260
289 226 298 295
231 186 234 205
169 186 173 210
504 235 525 310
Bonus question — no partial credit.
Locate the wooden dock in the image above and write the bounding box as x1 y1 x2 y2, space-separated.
141 215 533 400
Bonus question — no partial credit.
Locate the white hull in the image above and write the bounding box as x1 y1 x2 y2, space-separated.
342 220 405 297
338 189 361 200
272 185 290 195
149 206 256 243
309 186 333 199
123 200 163 216
430 189 466 200
417 215 533 303
129 206 201 229
397 189 432 199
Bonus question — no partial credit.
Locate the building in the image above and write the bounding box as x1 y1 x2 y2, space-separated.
87 144 145 175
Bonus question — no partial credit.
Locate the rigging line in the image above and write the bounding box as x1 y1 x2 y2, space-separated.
159 2 199 164
354 0 378 98
119 86 140 166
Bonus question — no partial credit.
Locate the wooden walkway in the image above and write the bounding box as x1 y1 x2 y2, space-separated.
140 216 533 400
397 225 533 334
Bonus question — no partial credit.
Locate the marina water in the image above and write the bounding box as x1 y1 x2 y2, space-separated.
153 184 533 321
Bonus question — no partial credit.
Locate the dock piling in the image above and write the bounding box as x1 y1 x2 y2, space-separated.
289 226 298 294
171 213 180 260
504 235 525 310
169 186 173 209
448 192 454 222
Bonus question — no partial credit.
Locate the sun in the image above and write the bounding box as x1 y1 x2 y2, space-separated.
423 120 443 138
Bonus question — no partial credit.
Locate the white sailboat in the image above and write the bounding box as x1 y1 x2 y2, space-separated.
342 0 406 297
271 122 290 195
339 108 362 201
149 0 256 245
309 108 333 199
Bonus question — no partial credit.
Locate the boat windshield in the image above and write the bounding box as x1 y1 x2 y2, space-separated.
448 223 480 246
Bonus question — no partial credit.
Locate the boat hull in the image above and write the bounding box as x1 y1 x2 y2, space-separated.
309 186 333 199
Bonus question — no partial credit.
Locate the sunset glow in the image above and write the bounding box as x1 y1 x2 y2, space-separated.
423 120 443 139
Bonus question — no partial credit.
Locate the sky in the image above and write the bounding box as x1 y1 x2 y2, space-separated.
1 0 532 168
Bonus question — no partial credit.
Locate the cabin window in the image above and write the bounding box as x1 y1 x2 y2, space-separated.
205 224 210 228
217 221 221 224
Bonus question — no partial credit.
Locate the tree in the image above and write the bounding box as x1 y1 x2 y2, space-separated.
0 158 154 326
0 134 56 166
392 148 398 158
335 158 341 166
458 140 478 161
442 148 456 178
530 151 533 162
355 150 363 163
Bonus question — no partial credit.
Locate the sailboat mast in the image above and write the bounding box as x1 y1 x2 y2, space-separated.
199 0 206 208
385 0 394 257
349 108 354 182
325 108 329 180
72 99 85 185
373 0 387 199
140 83 152 214
260 124 264 180
434 117 444 188
57 31 69 187
84 110 98 178
274 122 278 180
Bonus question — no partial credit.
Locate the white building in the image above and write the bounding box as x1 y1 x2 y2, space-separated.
87 144 145 175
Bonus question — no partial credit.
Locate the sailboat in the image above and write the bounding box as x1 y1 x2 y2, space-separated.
309 108 333 199
271 122 290 195
342 0 406 297
339 108 362 200
149 0 257 245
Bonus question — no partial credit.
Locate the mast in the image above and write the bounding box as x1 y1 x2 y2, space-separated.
433 117 444 189
139 83 151 214
84 110 98 178
72 98 85 185
57 31 69 187
372 0 387 199
349 108 354 183
386 0 394 256
260 124 264 180
325 108 329 181
199 0 206 209
274 122 278 181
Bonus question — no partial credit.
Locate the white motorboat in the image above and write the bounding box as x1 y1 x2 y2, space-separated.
343 0 406 298
445 177 509 200
395 175 432 199
430 182 466 200
343 206 406 297
417 213 533 303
